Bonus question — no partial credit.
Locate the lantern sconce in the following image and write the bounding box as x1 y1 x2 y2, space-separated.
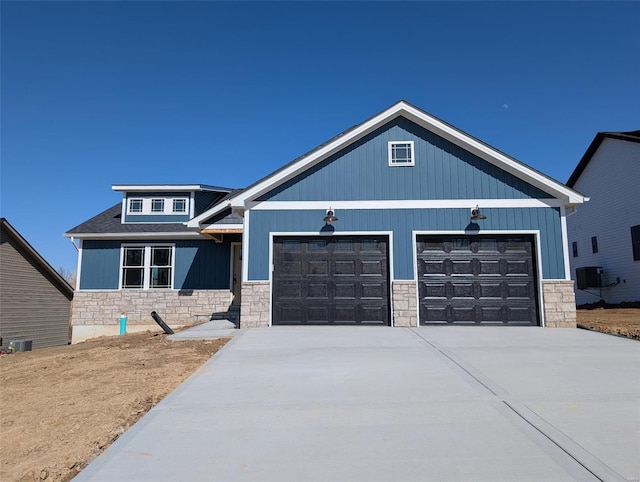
470 205 487 221
323 207 339 223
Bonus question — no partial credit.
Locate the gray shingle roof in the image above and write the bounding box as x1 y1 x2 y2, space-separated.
65 204 194 235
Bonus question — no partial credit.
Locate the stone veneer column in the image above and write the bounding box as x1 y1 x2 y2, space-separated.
392 281 418 327
542 280 577 328
240 282 270 328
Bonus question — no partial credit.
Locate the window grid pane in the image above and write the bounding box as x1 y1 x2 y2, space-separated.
151 199 165 213
124 248 144 266
173 199 186 213
129 199 143 213
391 142 413 164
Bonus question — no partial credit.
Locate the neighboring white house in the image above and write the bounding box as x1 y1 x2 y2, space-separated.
566 130 640 305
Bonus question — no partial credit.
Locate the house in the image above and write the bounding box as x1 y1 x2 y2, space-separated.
566 130 640 306
1 218 74 349
66 101 587 338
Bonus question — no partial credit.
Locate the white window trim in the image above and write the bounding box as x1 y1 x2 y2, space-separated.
126 197 190 215
118 243 175 290
388 141 415 166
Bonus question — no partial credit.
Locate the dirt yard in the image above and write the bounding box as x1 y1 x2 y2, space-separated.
0 331 229 482
577 307 640 340
1 310 638 482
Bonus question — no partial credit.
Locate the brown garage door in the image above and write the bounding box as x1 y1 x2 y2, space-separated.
416 235 539 325
272 236 390 325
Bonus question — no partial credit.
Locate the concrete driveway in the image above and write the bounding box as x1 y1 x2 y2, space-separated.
76 327 639 481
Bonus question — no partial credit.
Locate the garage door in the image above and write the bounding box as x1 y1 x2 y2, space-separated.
272 236 390 325
416 235 539 325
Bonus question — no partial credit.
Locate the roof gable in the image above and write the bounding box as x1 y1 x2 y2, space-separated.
1 218 74 299
188 101 587 227
257 116 551 202
567 130 640 187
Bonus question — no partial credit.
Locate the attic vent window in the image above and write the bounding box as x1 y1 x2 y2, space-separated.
388 141 415 166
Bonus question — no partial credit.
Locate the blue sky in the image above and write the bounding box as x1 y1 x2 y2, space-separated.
1 1 638 275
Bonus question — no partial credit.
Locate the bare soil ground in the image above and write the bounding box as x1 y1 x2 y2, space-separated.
1 310 637 482
577 307 640 340
0 331 229 482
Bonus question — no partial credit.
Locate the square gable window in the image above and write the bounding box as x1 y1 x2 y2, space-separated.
172 199 187 213
151 199 165 213
129 199 143 213
388 141 415 166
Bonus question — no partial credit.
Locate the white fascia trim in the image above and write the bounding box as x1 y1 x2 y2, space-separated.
559 205 571 280
112 185 224 192
411 229 545 327
397 104 586 205
267 230 395 327
186 199 232 228
249 199 564 210
199 223 244 231
76 239 84 292
242 209 250 283
63 232 206 240
230 101 587 207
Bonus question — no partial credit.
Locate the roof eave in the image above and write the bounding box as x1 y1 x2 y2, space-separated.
112 184 232 193
63 231 206 240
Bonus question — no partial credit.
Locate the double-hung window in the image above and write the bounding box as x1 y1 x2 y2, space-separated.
121 245 174 289
388 141 415 166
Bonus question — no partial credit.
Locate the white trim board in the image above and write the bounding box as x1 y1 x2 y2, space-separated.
248 199 565 210
63 232 206 240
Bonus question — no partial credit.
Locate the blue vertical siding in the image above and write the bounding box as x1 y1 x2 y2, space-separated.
80 241 121 289
175 238 237 289
258 118 551 201
194 191 223 216
80 237 239 290
248 208 564 281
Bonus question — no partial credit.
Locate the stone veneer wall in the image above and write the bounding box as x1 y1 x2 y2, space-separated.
392 281 418 327
72 289 232 328
240 282 270 328
542 280 577 328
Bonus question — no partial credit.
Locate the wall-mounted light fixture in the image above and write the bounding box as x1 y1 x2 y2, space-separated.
470 205 487 221
323 207 338 223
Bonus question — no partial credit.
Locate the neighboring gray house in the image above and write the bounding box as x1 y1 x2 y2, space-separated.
1 218 74 349
567 130 640 305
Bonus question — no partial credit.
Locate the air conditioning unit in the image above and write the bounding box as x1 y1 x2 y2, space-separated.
576 266 603 289
8 340 33 352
